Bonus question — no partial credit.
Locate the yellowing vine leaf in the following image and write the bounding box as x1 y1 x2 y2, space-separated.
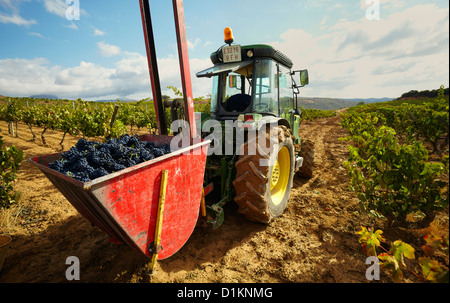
356 226 385 256
419 257 448 282
378 253 403 283
422 234 445 257
377 241 415 283
390 240 415 267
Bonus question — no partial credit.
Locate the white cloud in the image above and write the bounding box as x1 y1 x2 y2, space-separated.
65 22 77 30
0 56 146 99
187 38 201 50
29 31 46 39
186 57 214 98
97 42 121 57
0 53 212 100
271 4 449 98
0 12 36 26
0 0 36 26
0 58 62 96
94 28 105 36
43 0 68 18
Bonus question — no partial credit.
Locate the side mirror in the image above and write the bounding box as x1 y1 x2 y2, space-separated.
299 69 309 87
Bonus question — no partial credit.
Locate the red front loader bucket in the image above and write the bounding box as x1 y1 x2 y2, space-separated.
28 134 209 260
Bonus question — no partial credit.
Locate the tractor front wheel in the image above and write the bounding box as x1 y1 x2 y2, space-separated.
233 125 295 223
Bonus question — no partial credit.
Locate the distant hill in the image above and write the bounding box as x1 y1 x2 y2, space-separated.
297 97 395 110
342 97 393 103
95 98 137 102
29 94 59 99
0 93 401 111
298 98 353 110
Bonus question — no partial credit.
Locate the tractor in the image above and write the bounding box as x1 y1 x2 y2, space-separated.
194 28 314 227
29 1 314 268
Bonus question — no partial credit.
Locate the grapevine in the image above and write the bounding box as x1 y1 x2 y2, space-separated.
341 88 449 228
0 136 25 209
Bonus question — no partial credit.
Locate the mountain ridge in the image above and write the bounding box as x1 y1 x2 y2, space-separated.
296 97 393 110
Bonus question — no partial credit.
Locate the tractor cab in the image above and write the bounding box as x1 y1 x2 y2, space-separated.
196 28 309 133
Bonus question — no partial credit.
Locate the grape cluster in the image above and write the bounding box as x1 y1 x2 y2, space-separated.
49 134 170 182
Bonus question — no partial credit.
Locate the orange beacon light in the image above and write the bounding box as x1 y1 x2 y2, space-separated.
224 27 234 45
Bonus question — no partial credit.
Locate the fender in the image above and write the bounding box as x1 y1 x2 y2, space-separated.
238 115 290 131
250 115 303 170
256 116 291 131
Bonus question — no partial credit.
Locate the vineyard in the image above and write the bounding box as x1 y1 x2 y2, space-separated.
0 97 200 148
340 86 449 282
340 86 449 227
0 89 448 283
0 95 333 148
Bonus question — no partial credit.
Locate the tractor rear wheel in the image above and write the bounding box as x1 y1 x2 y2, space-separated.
233 125 295 223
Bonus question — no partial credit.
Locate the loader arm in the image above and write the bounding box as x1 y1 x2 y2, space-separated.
139 0 196 138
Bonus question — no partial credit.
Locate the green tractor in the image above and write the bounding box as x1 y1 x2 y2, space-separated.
195 28 314 228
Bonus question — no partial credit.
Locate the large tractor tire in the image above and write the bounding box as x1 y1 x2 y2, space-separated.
296 138 314 178
233 125 295 223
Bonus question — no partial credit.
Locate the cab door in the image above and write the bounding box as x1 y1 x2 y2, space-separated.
278 64 295 128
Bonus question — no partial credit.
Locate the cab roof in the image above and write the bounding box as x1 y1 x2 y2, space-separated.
210 44 293 69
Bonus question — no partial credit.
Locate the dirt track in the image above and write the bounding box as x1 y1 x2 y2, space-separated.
0 113 444 283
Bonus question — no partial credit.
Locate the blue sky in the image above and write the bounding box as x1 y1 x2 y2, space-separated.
0 0 448 100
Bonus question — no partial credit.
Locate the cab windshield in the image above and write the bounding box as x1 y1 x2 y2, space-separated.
210 58 285 117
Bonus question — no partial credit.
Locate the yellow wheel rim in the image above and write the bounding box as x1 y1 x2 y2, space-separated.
270 146 290 205
271 161 280 188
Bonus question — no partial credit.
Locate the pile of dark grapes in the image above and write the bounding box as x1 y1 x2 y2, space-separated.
49 134 171 182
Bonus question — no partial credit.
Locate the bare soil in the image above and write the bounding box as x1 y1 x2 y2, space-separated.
0 113 447 283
